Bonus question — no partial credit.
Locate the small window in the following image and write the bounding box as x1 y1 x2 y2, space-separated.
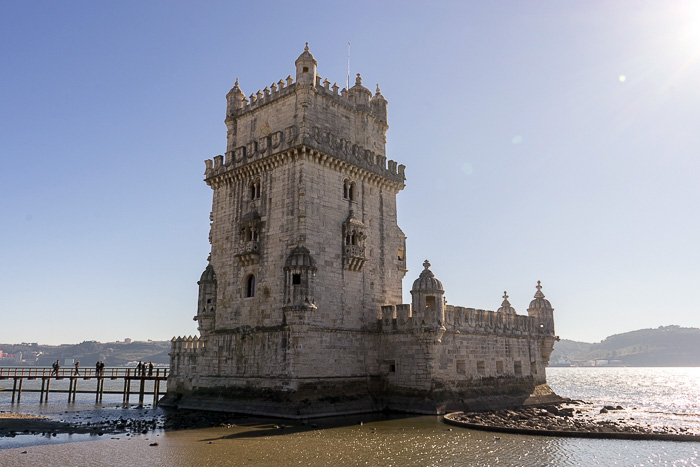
343 179 356 201
303 66 309 73
477 360 486 377
531 361 537 375
389 363 396 373
292 273 301 285
514 361 522 376
249 178 261 200
207 299 212 304
398 248 404 261
246 275 256 298
456 360 466 375
496 360 504 375
425 296 436 308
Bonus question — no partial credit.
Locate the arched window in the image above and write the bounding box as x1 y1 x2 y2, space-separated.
249 178 261 200
246 274 256 298
343 179 356 201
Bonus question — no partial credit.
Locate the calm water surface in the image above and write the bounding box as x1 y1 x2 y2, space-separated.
1 368 699 466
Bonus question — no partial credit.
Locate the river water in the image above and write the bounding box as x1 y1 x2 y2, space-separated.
1 368 699 466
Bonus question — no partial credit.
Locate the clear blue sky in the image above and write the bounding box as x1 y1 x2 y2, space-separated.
1 1 698 345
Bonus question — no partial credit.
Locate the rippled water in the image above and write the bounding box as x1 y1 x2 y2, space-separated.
1 368 699 466
548 367 700 434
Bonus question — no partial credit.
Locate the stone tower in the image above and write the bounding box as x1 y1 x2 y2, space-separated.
167 44 408 417
166 45 559 417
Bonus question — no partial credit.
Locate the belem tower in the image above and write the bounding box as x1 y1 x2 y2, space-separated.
163 45 560 418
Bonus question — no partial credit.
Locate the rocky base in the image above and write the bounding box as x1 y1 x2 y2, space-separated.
444 402 700 442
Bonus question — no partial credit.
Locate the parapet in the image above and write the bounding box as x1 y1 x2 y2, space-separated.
170 335 205 354
225 71 387 123
379 304 553 338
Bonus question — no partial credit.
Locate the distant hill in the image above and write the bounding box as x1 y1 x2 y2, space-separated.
0 341 170 367
551 325 700 366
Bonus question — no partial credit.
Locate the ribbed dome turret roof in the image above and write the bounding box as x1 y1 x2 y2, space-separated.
412 260 444 292
528 281 552 310
370 84 386 102
285 245 316 269
295 42 317 65
349 73 371 94
227 78 245 98
199 264 216 283
497 291 517 314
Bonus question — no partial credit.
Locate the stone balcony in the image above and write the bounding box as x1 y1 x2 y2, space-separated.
236 241 260 266
344 244 366 271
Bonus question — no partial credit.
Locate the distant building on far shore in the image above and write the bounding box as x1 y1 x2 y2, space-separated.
165 45 560 418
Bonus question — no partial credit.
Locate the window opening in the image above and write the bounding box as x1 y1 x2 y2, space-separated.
250 179 261 200
514 361 522 376
292 273 301 285
425 296 436 308
477 361 486 377
246 275 256 298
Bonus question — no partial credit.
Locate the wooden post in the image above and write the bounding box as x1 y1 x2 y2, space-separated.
40 378 46 403
138 374 146 406
17 378 24 403
153 378 160 405
11 378 17 403
123 369 131 404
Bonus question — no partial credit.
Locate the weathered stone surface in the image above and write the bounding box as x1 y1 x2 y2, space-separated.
166 45 559 418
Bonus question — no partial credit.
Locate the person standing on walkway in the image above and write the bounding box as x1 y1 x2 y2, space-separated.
74 361 80 376
51 360 60 376
148 362 154 377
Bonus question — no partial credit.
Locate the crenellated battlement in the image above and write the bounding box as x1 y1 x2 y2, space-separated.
226 73 386 121
170 335 205 355
380 304 551 338
204 127 405 186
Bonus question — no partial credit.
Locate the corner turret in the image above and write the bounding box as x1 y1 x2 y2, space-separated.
370 84 388 124
527 281 554 334
295 42 317 86
226 78 247 117
194 262 217 335
411 260 445 330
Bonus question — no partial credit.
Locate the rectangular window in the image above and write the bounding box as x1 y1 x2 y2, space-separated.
477 360 485 377
425 296 435 308
292 273 301 285
456 360 466 375
496 360 504 375
398 248 404 261
531 361 538 375
514 361 522 376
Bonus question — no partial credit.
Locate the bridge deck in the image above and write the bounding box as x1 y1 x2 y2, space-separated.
0 367 168 405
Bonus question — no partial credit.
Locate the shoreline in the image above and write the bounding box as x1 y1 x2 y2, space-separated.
444 403 700 442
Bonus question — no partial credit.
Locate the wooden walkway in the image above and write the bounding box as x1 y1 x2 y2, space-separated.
0 367 168 406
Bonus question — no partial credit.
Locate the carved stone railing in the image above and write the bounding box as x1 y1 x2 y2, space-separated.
343 245 366 271
235 241 259 266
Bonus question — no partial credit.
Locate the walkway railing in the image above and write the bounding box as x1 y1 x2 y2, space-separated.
0 367 168 405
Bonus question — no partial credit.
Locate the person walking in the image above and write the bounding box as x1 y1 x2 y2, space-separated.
74 361 80 376
51 360 60 376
